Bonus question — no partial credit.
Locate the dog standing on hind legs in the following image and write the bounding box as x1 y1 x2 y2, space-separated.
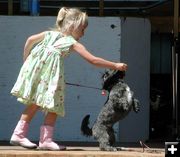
81 70 140 151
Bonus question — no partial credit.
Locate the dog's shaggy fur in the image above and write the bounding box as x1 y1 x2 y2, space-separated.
81 70 140 151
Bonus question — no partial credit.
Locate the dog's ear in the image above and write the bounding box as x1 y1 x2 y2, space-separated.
102 70 120 91
101 70 108 79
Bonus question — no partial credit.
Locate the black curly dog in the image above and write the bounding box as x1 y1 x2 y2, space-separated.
81 70 140 151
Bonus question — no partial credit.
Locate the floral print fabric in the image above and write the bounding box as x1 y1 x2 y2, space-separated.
11 31 77 116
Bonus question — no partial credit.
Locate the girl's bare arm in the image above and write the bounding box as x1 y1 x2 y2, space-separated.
72 42 127 71
23 32 46 61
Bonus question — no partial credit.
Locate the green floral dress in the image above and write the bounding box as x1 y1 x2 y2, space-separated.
11 31 77 116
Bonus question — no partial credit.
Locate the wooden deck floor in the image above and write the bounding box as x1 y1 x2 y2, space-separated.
0 142 165 157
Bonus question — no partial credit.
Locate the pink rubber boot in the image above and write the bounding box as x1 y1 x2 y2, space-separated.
39 125 66 151
10 120 37 149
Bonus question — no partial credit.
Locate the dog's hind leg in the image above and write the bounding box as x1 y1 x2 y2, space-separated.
108 127 116 146
99 138 117 151
95 129 117 151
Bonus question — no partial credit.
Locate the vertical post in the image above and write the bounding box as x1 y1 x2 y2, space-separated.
174 0 179 37
172 0 179 138
8 0 13 15
99 0 104 16
30 0 40 16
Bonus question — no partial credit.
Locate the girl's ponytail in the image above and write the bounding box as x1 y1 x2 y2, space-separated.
56 7 68 31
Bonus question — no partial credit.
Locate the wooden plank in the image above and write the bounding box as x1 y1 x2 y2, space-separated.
149 16 180 33
0 146 165 157
99 0 104 16
8 0 13 15
174 0 179 37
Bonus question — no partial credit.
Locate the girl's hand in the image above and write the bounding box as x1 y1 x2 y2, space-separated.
115 63 128 71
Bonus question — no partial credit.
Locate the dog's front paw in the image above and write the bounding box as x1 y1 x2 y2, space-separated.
133 99 140 113
100 146 117 151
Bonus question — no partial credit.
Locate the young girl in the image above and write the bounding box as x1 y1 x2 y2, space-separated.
10 7 127 151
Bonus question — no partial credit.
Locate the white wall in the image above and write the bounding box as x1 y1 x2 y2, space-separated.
0 16 150 142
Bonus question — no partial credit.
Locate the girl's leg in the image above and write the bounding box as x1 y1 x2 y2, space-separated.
10 104 39 149
43 112 57 126
39 112 66 150
21 104 40 122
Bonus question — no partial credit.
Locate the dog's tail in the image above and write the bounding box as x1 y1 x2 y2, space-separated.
81 114 92 136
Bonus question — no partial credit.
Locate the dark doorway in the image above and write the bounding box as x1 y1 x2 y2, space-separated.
149 33 173 141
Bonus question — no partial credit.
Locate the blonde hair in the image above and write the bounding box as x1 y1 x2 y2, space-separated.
54 7 88 33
